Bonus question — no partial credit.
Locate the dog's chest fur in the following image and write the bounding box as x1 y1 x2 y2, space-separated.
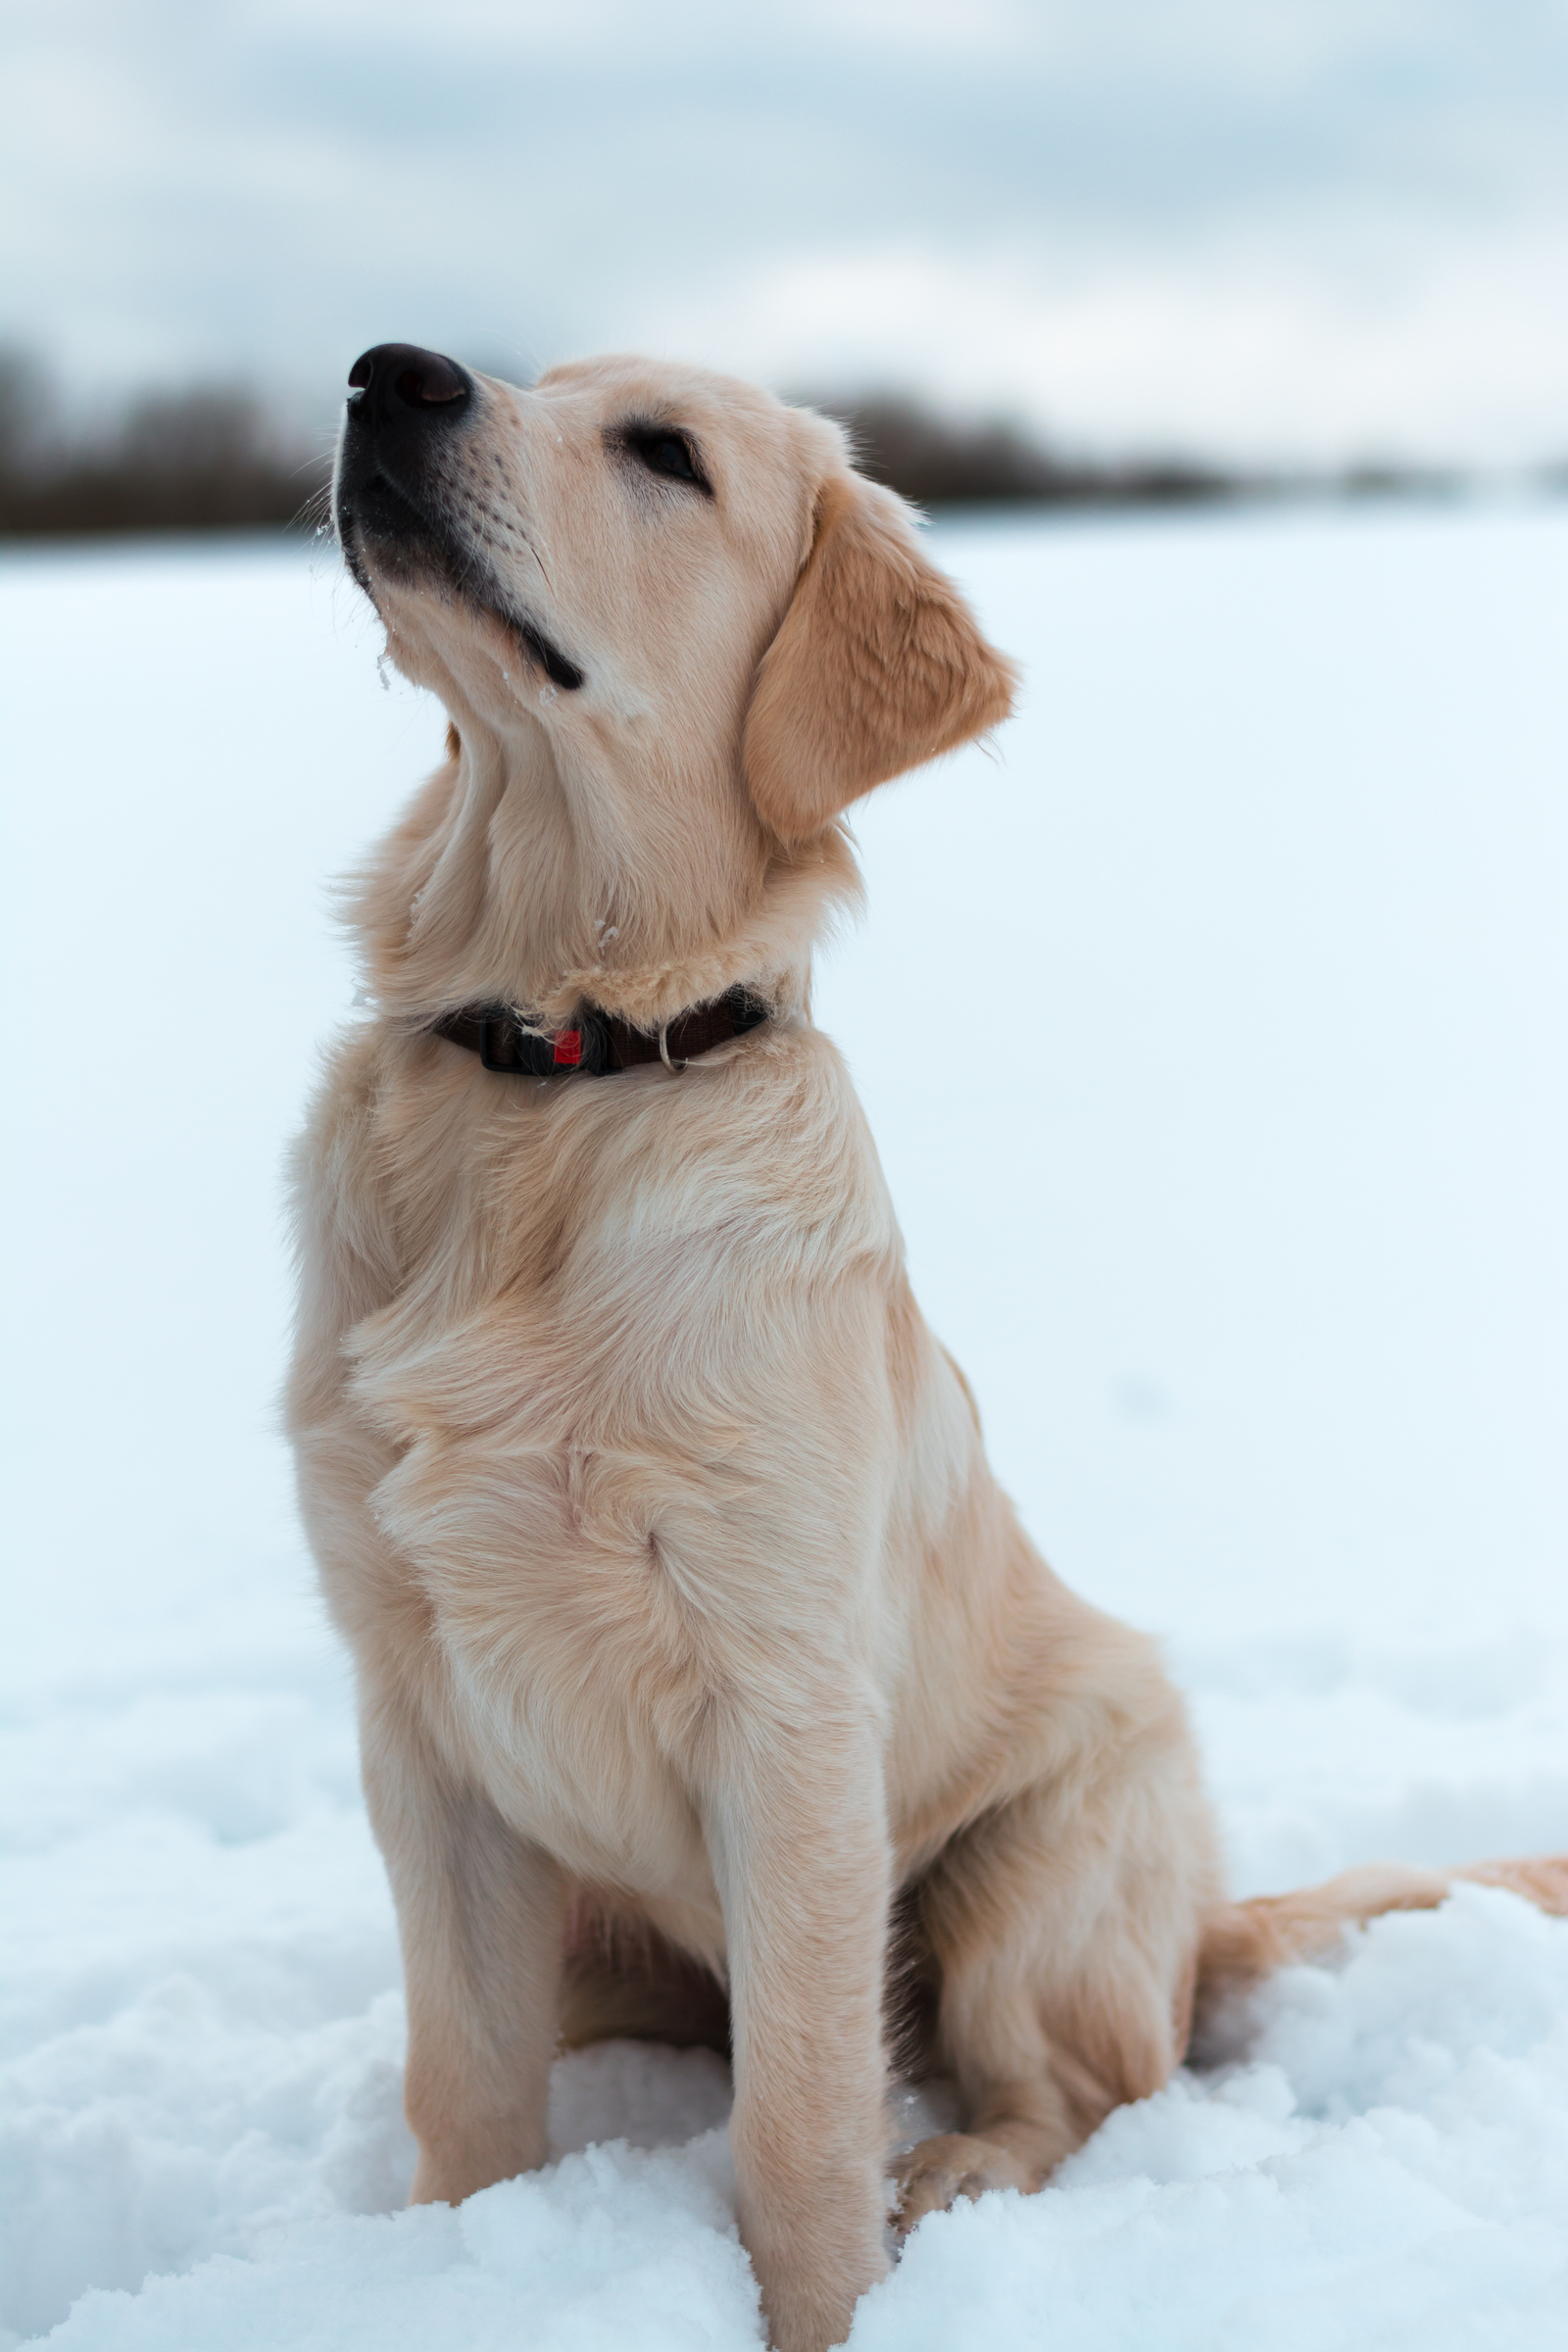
291 1013 980 1906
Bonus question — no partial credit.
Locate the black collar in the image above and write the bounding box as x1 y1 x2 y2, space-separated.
430 984 769 1077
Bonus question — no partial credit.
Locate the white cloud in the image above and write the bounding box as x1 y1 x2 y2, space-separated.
1 0 1565 461
661 223 1568 464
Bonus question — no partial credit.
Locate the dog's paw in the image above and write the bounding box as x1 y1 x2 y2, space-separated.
889 2132 1034 2235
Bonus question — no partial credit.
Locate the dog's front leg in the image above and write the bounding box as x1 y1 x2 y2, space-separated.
361 1680 568 2207
705 1705 892 2352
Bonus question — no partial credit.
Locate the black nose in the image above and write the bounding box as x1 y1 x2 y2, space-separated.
346 344 473 429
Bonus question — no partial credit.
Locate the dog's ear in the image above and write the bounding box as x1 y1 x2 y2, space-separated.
743 471 1019 844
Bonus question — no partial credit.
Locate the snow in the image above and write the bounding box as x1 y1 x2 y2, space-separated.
2 505 1565 2349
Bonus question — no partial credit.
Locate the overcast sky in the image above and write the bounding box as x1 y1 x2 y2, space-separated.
4 0 1566 463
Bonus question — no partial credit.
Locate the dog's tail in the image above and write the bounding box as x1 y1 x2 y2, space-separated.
1195 1853 1568 2022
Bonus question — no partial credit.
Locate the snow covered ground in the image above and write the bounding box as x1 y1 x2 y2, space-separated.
2 503 1565 2349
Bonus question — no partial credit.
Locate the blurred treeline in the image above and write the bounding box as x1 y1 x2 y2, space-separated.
0 344 1516 539
0 351 331 536
812 395 1240 509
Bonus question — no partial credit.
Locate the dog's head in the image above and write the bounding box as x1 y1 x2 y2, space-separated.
336 344 1017 855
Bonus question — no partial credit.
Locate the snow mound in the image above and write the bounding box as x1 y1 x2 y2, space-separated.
28 2131 757 2352
15 1890 1565 2352
860 1888 1568 2352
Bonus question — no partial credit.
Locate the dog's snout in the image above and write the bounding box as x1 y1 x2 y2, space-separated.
347 344 473 430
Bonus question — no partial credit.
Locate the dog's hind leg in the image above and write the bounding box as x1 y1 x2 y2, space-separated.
892 1753 1217 2235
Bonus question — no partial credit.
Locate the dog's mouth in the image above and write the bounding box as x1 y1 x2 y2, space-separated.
339 466 427 554
338 473 587 696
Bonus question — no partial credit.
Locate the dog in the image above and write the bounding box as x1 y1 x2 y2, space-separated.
287 343 1566 2352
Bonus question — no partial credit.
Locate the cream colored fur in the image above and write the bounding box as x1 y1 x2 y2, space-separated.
287 354 1566 2352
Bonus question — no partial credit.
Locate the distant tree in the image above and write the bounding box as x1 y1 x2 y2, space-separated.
0 347 61 486
799 391 1241 509
0 352 330 537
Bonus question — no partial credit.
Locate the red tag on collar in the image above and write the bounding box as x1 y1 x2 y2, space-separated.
552 1029 583 1067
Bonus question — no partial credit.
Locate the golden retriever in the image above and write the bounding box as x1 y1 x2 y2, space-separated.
287 344 1566 2352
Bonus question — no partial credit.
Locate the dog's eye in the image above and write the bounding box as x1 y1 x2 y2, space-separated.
645 435 693 479
628 428 708 491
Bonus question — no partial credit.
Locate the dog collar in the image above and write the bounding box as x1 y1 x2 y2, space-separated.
429 984 769 1077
